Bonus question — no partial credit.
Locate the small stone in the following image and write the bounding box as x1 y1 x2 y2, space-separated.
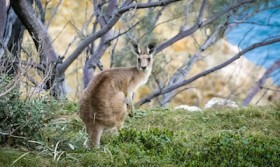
205 97 239 109
175 105 202 112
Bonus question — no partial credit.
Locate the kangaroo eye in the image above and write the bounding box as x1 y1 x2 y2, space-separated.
147 58 151 62
138 58 141 62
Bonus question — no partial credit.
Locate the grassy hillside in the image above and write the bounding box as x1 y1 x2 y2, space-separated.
0 98 279 166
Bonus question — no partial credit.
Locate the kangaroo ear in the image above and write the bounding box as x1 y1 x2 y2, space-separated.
131 42 140 55
147 42 157 55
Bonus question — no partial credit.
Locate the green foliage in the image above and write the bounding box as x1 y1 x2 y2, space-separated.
0 148 56 167
196 132 280 166
40 115 85 152
0 97 78 149
0 98 279 166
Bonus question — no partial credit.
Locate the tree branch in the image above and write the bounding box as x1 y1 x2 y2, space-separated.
59 0 182 74
160 24 223 105
0 8 17 59
136 36 280 106
11 0 57 65
0 0 8 38
156 0 255 53
196 0 207 25
242 59 280 106
46 0 62 29
82 0 118 87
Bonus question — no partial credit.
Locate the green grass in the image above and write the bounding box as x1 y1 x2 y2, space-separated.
0 99 280 166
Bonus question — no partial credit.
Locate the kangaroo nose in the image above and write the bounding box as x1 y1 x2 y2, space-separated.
141 66 146 70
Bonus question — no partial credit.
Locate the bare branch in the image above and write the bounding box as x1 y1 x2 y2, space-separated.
82 0 119 87
160 24 223 105
62 14 95 58
0 56 29 97
46 0 63 29
34 0 45 23
156 0 255 53
196 0 207 25
0 131 43 145
136 36 280 106
104 19 142 45
0 8 17 59
17 60 45 71
140 14 184 41
0 75 20 97
24 73 39 87
161 86 194 105
52 21 70 43
0 0 8 38
260 86 280 92
59 0 182 73
110 34 120 68
242 59 280 106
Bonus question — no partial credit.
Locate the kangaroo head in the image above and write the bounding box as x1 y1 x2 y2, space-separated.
132 42 156 71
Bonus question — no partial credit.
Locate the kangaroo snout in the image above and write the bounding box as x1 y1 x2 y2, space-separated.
141 66 146 70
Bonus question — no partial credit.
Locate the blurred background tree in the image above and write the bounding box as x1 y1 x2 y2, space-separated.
0 0 279 108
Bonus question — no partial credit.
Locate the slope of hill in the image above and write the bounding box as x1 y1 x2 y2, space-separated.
0 99 279 166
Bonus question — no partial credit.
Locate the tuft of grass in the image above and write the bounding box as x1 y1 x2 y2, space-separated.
0 148 55 167
129 106 280 139
0 99 279 166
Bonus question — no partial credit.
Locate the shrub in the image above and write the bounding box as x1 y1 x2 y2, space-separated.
0 97 77 149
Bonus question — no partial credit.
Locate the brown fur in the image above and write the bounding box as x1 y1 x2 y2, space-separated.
79 42 156 148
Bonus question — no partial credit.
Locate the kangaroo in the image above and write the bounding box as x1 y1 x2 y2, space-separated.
79 42 156 148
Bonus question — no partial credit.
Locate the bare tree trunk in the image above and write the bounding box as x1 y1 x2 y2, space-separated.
0 3 24 98
7 15 25 58
10 0 66 98
0 7 21 72
2 7 25 77
82 0 117 88
11 0 57 65
242 60 280 106
0 0 8 39
7 0 180 98
0 0 8 58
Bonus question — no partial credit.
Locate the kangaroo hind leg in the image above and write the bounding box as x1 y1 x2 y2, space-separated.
86 122 104 148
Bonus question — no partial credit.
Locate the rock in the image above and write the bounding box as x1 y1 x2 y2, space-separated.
205 97 239 109
175 105 202 112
